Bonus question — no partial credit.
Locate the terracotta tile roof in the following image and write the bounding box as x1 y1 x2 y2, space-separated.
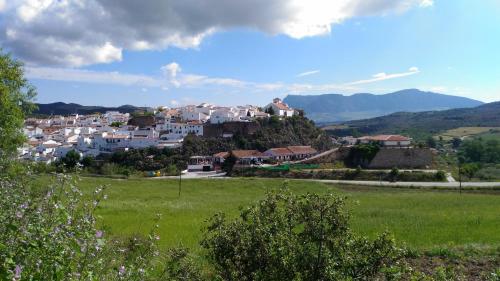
273 102 291 110
213 151 230 158
265 147 293 156
231 150 264 159
42 143 61 148
287 146 317 155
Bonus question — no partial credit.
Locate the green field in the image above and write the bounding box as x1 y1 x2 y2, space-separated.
435 126 500 141
73 177 500 253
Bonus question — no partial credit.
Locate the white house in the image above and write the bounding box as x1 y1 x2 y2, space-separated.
210 108 241 124
157 120 203 140
264 98 295 117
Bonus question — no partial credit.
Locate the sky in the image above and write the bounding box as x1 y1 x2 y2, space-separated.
0 0 499 107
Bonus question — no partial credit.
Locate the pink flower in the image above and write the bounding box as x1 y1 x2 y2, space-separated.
118 265 126 276
95 230 103 238
14 265 22 280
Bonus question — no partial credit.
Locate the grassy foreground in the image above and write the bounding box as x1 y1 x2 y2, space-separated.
75 177 500 252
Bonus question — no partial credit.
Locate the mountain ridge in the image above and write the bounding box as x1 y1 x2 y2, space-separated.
32 102 151 116
323 101 500 139
283 89 484 122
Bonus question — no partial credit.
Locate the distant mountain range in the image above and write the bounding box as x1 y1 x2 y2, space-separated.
323 101 500 138
32 102 150 116
283 89 484 122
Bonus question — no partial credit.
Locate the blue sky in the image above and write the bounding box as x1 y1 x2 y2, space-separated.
1 0 499 107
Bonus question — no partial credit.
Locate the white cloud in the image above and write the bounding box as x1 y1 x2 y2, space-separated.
1 0 434 67
347 67 420 85
161 62 182 88
25 67 161 87
419 0 434 8
25 63 422 99
296 70 320 77
0 0 6 12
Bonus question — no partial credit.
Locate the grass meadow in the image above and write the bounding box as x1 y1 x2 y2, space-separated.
69 177 500 253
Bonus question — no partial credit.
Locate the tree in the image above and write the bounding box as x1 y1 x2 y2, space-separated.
265 106 275 115
0 50 36 160
426 136 437 148
451 137 462 149
80 155 95 168
61 150 81 170
461 163 480 180
201 189 400 281
221 153 237 175
110 121 123 128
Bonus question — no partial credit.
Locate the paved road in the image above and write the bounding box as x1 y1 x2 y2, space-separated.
152 175 500 188
304 179 500 188
152 171 227 179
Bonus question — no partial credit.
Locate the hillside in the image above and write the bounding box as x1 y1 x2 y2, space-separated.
32 102 150 116
283 89 483 122
324 101 500 138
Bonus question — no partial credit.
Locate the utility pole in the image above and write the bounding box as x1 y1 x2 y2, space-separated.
458 156 464 195
178 170 182 198
458 165 462 194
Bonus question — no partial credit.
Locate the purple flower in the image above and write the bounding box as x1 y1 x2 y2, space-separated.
118 265 126 276
14 265 22 280
95 230 103 238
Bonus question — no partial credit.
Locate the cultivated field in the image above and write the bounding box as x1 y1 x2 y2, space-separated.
435 127 500 141
74 177 500 253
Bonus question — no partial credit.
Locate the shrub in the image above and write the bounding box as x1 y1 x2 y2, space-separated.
0 172 172 280
435 170 447 181
387 167 400 182
201 189 402 280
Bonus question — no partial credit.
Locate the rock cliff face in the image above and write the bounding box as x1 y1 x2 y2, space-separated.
368 148 433 169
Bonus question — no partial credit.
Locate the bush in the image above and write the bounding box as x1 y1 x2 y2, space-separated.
435 170 447 181
0 172 189 280
201 189 402 280
475 165 500 181
388 167 400 182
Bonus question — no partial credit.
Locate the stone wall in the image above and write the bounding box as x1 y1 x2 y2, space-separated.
203 121 260 138
301 147 351 164
368 147 433 169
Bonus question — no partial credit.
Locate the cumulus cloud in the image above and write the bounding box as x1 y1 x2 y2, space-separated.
161 62 182 88
1 0 433 67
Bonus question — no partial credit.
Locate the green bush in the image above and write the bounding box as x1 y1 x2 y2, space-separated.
201 189 402 280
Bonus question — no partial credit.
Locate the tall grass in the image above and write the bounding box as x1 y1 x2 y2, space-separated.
72 177 500 252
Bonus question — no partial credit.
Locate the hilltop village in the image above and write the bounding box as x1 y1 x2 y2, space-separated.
21 97 433 175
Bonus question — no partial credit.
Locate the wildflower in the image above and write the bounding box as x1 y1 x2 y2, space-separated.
14 265 22 280
118 265 126 276
96 230 103 238
16 211 23 218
